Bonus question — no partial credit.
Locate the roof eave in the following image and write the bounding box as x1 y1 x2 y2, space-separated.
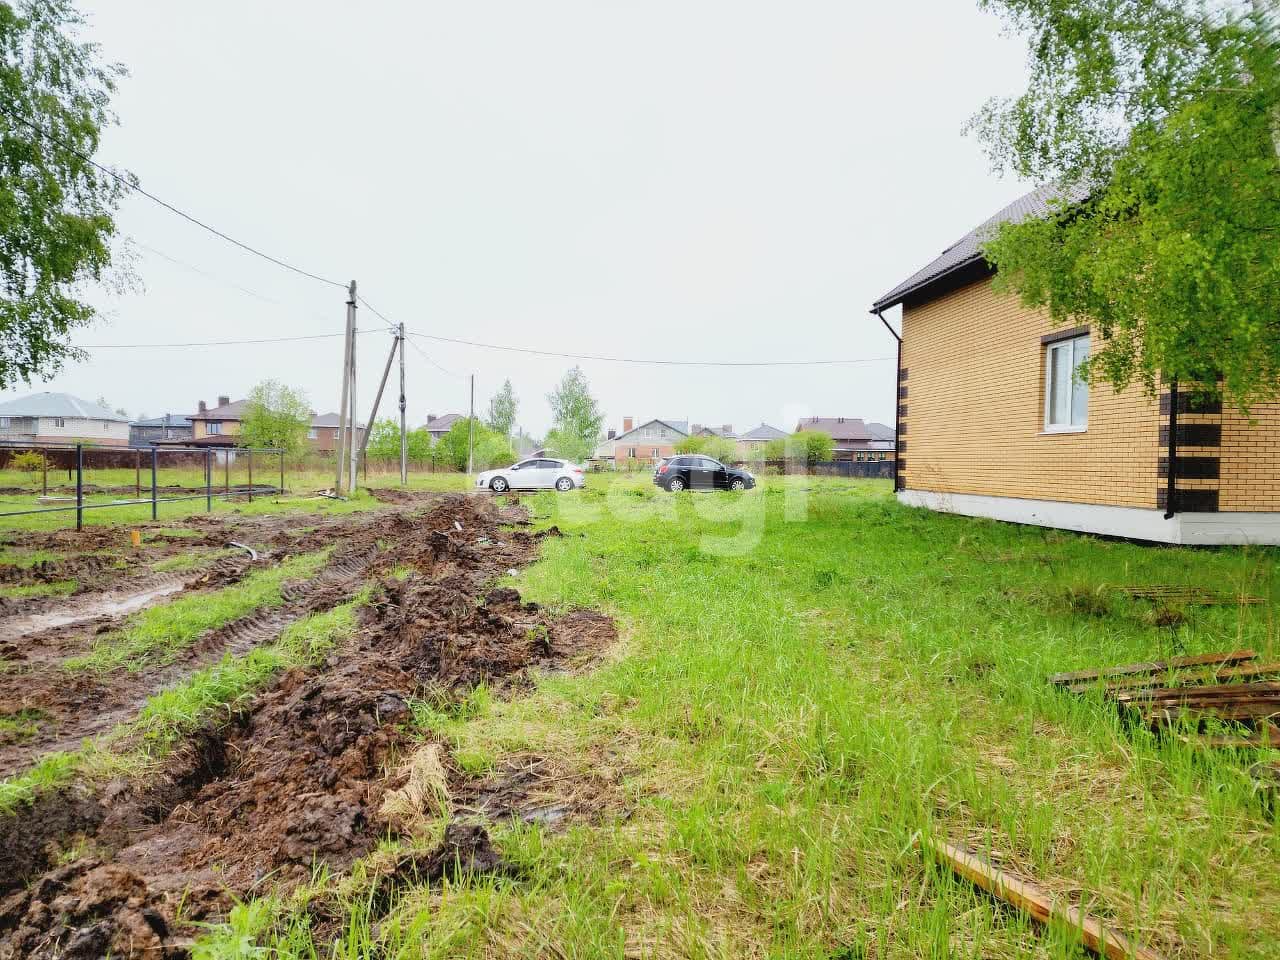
871 254 993 313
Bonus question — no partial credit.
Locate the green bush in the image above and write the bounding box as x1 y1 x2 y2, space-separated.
11 451 45 473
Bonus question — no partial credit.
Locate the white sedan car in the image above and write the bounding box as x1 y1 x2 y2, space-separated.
476 457 586 493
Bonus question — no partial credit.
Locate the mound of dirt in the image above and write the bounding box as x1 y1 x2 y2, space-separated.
0 494 613 958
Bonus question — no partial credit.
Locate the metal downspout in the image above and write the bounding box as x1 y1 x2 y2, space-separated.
873 309 902 493
1164 378 1179 520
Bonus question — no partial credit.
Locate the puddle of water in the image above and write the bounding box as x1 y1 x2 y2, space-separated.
2 582 185 638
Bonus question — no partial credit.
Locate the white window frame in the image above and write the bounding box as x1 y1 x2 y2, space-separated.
307 427 318 440
207 421 221 435
1043 333 1090 433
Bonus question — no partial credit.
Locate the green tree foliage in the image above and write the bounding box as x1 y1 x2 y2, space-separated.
432 417 515 471
364 418 432 462
486 379 518 438
1 0 132 388
764 431 833 464
240 380 311 455
545 366 604 462
677 434 737 462
11 450 43 472
972 0 1280 408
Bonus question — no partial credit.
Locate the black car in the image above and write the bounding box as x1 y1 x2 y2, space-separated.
653 455 756 492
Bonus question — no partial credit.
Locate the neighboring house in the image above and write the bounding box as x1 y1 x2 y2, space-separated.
593 417 689 464
0 392 130 446
186 396 245 447
129 414 193 446
736 423 787 457
793 417 893 461
423 413 464 441
308 413 365 451
690 423 736 439
871 182 1280 545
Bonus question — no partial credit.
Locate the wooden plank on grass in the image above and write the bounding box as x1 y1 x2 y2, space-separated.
1049 650 1256 687
1068 661 1280 695
1117 682 1280 705
924 840 1163 960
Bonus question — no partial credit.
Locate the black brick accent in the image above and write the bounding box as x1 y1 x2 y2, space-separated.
897 441 906 453
898 385 908 399
1158 456 1220 480
1157 488 1220 512
1159 392 1223 415
898 404 907 419
898 423 906 435
1159 423 1221 447
898 368 908 381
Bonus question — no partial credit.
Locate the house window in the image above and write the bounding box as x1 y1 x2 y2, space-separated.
651 448 659 457
207 421 221 435
628 447 637 458
308 428 318 440
1044 333 1089 431
54 417 65 428
0 418 8 428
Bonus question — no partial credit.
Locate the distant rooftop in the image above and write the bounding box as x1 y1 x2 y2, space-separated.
0 392 127 421
131 413 192 428
738 423 787 441
794 417 873 442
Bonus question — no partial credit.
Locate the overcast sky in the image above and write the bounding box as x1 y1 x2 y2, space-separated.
5 1 1032 437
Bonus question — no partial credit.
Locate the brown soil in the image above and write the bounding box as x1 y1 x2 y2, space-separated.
0 494 614 958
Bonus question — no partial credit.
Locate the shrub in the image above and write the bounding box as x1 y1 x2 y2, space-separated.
11 451 45 473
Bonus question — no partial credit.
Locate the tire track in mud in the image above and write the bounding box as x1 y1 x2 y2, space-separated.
0 547 379 781
0 494 616 960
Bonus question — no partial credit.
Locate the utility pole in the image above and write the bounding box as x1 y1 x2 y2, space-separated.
357 331 399 465
335 281 355 495
398 322 407 486
348 295 359 495
467 374 475 476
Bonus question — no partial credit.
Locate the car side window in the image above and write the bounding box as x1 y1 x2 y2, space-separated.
515 460 537 470
538 459 560 469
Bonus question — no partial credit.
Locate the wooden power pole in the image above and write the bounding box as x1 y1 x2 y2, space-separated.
347 295 359 495
335 281 356 495
467 374 475 476
398 322 407 485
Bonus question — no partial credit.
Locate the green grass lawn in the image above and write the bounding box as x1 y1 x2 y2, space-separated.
190 475 1279 959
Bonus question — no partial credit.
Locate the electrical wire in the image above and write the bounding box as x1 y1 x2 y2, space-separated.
404 331 894 367
405 336 468 379
354 295 400 334
1 103 348 289
79 330 382 349
133 241 286 305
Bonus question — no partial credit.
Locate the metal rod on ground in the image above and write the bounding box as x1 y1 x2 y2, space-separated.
398 321 407 486
335 280 356 495
75 443 83 531
357 331 399 471
467 374 475 477
206 449 212 512
151 448 158 520
248 450 254 503
348 295 359 495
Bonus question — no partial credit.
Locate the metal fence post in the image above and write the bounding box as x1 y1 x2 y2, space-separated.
224 451 230 495
206 449 213 512
248 450 254 502
41 453 47 497
151 448 158 520
75 444 83 531
135 449 141 498
279 450 284 496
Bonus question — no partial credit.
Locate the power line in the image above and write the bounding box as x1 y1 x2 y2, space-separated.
79 330 381 349
133 241 285 305
404 331 894 367
1 103 347 289
405 336 468 379
354 295 400 335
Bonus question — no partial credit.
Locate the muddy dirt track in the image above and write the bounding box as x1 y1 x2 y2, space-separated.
0 491 614 959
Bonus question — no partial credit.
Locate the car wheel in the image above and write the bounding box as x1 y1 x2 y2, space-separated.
729 477 745 491
490 476 509 493
555 476 574 492
667 476 686 492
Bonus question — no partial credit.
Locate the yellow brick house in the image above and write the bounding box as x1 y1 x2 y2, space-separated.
871 185 1280 545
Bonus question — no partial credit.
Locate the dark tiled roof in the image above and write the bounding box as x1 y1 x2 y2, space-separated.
865 421 895 442
423 413 464 432
794 417 872 441
190 399 250 421
872 183 1086 310
311 412 366 429
614 418 689 441
738 423 787 441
